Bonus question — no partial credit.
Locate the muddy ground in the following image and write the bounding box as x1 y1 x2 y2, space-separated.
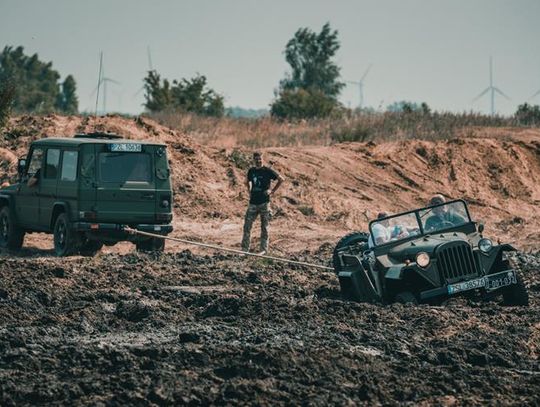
0 248 539 405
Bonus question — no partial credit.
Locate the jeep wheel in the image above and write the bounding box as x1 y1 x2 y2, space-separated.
502 273 529 306
395 291 418 305
136 237 165 252
0 206 25 250
53 213 77 256
79 239 103 257
332 231 370 273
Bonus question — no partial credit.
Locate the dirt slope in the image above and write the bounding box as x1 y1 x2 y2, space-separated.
1 114 539 252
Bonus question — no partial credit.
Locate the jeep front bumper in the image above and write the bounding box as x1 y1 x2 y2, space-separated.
420 269 517 300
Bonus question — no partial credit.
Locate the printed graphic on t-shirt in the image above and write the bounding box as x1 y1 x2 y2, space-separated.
248 167 278 205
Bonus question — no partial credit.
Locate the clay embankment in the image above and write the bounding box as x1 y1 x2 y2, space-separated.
1 115 539 253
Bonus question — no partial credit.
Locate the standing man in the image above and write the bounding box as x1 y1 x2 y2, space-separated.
241 152 284 254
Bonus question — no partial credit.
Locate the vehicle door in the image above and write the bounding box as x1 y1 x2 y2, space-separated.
57 149 80 223
16 147 43 229
39 148 61 228
95 143 156 224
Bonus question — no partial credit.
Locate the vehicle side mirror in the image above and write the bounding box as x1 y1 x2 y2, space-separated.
478 223 484 234
17 159 27 176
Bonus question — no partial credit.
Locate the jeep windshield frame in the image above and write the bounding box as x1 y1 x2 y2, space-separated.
369 199 473 248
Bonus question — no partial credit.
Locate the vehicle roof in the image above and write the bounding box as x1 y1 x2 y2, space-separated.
31 136 166 147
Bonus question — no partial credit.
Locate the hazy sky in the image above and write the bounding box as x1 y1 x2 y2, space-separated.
1 0 539 115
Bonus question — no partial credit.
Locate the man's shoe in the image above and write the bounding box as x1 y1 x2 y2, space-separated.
257 250 267 255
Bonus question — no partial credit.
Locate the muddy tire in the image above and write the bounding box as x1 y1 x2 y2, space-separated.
502 273 529 306
0 206 25 250
53 213 77 257
79 239 103 257
395 291 418 304
332 231 369 273
136 237 165 252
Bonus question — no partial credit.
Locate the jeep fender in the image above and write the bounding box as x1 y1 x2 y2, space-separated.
50 202 70 230
497 243 516 252
478 243 516 275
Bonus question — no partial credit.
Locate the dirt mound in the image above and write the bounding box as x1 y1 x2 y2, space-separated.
1 115 539 252
0 251 538 404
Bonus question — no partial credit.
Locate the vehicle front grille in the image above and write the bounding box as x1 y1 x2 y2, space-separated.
437 242 479 283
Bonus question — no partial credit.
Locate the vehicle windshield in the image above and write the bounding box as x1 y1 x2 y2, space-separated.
99 153 151 183
419 200 469 234
369 201 471 247
370 212 421 247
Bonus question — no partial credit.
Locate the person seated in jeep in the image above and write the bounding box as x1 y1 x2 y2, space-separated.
368 212 412 248
27 169 40 187
368 212 391 247
424 194 466 232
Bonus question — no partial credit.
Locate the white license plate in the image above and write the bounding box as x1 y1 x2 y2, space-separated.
447 270 516 295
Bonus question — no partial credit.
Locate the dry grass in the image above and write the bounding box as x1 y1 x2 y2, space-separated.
147 110 531 148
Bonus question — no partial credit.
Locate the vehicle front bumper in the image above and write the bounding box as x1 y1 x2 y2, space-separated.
419 269 517 300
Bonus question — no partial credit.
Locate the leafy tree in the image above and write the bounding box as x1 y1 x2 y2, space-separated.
143 71 224 117
272 23 344 119
0 46 78 114
0 79 16 131
515 103 540 126
143 71 172 112
57 75 78 114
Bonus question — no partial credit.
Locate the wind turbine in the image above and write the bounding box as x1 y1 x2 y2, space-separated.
91 52 120 115
472 56 510 115
134 46 154 98
529 87 540 102
347 64 372 109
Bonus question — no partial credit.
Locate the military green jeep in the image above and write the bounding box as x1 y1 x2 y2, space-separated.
0 132 173 256
333 199 529 306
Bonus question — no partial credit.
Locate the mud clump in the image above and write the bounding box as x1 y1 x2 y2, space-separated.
0 251 539 405
115 300 152 322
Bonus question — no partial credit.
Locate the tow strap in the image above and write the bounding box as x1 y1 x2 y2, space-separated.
123 226 334 271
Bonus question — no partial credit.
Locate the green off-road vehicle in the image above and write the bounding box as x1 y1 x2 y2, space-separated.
0 133 173 256
333 199 529 306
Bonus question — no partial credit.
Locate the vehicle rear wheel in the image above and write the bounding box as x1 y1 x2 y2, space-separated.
53 213 77 257
395 291 418 304
0 206 25 250
136 237 165 252
332 231 369 273
79 239 103 257
502 273 529 306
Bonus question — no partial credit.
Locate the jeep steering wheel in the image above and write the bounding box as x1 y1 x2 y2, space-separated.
439 220 454 229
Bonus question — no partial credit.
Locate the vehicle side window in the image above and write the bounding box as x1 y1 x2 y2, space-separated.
27 148 44 177
44 149 61 179
61 151 78 182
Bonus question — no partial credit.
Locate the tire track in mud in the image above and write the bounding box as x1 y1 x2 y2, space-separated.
0 251 539 405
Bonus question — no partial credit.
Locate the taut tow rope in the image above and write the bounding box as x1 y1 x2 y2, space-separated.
123 227 334 271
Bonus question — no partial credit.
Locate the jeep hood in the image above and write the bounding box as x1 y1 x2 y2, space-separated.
383 232 471 261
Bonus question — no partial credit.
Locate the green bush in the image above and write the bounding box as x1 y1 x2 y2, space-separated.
271 88 341 120
143 71 224 117
515 103 540 126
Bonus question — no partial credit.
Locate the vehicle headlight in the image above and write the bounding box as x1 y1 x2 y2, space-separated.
478 238 493 253
416 252 430 268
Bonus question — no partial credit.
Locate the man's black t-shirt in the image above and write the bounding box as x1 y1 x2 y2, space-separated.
247 166 278 205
